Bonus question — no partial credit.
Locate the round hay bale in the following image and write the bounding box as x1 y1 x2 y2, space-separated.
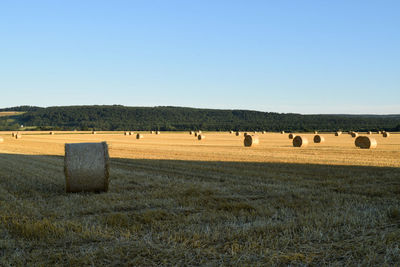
11 133 15 137
15 134 22 139
253 131 257 134
351 132 358 138
0 137 3 143
198 130 202 134
335 131 342 136
64 142 109 193
136 133 143 139
50 131 55 135
383 132 390 138
129 131 133 135
367 131 372 135
244 135 259 147
189 131 193 135
194 132 198 137
229 130 233 134
313 135 325 143
281 131 285 134
262 131 266 134
150 131 155 134
156 131 160 135
124 131 129 136
198 134 205 140
378 131 382 134
92 131 96 135
355 136 377 149
236 131 241 136
293 136 308 148
314 131 318 134
288 133 296 139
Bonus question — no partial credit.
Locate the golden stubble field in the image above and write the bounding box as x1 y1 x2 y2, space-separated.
0 131 399 265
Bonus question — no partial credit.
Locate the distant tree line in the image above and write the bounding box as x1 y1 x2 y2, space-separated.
1 105 400 132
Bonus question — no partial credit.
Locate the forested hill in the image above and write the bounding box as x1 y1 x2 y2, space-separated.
1 105 400 132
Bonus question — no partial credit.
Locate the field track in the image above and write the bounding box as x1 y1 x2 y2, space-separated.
0 132 399 265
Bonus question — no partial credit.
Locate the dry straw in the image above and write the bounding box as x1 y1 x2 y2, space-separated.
335 131 342 136
236 132 241 136
383 132 390 138
355 136 377 149
244 135 259 147
198 134 205 140
313 135 325 143
64 142 109 193
288 133 296 139
136 133 143 139
293 136 308 148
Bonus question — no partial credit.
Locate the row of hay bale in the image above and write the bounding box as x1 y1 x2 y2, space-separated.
290 134 379 149
11 132 22 139
190 131 205 140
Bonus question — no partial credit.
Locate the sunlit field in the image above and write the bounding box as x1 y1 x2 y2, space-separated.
0 131 399 265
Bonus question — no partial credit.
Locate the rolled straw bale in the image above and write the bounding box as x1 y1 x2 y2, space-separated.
129 131 133 135
262 131 266 134
50 131 55 135
0 137 3 143
190 131 194 135
293 136 308 148
136 133 143 139
156 131 160 135
92 131 96 135
244 135 259 147
281 131 285 134
378 131 382 134
313 135 325 143
15 134 22 139
253 131 257 134
236 131 241 136
11 133 15 137
194 132 198 137
288 133 296 139
230 130 233 134
64 142 109 193
367 131 372 135
198 130 202 134
351 132 358 138
314 131 318 134
383 132 390 138
124 131 129 136
355 136 377 149
335 131 342 136
150 131 155 134
198 134 205 140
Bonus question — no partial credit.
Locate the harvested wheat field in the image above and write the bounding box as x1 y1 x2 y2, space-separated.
0 131 399 265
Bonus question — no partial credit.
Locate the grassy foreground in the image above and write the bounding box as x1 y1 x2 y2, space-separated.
0 132 399 265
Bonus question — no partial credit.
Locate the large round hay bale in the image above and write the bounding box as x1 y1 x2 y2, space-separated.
129 131 133 136
313 135 325 143
64 142 109 193
253 131 257 134
194 132 198 137
0 137 3 143
198 130 202 134
190 131 194 135
50 131 55 135
15 134 22 139
262 131 266 134
378 131 382 134
229 130 233 134
236 131 241 136
198 134 205 140
11 133 15 137
335 131 342 136
281 131 285 134
288 133 296 139
156 131 160 135
314 131 318 134
92 131 96 135
355 136 377 149
136 133 143 139
367 131 372 135
351 132 358 138
244 135 259 147
383 132 390 138
150 131 155 134
124 131 129 136
293 136 308 148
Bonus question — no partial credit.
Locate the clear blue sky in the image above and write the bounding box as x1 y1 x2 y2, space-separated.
0 1 399 114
